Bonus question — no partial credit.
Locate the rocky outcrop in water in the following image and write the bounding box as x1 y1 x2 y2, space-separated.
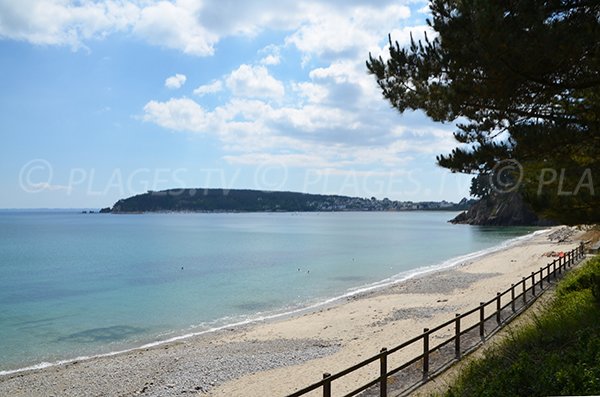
450 192 556 226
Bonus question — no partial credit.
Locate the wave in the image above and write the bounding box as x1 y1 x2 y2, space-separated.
0 227 551 377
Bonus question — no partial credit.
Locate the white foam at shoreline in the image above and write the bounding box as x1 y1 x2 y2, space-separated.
344 227 552 296
0 227 552 377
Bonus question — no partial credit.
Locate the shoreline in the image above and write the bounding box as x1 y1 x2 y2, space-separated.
0 227 546 377
0 226 583 396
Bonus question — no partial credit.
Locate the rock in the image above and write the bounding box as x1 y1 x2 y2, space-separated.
548 227 575 242
449 192 556 226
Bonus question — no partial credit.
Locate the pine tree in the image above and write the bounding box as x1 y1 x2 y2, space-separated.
367 0 600 224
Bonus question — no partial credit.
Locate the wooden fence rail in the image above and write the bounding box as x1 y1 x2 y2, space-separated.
286 243 585 397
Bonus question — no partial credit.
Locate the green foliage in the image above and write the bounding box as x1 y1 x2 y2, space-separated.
106 188 473 213
469 173 492 199
367 0 600 224
559 257 600 304
444 257 600 397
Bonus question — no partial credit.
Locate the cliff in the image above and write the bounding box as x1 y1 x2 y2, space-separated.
450 192 556 226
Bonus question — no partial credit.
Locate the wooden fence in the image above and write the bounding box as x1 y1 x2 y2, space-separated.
287 243 585 397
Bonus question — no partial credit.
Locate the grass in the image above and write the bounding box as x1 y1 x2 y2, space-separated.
443 255 600 397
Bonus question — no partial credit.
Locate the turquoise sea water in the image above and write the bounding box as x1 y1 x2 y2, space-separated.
0 211 540 373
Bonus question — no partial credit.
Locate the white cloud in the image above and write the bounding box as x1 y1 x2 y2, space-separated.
140 2 457 171
142 98 213 132
0 0 216 55
313 168 413 178
309 61 356 83
133 1 218 56
259 44 281 65
304 59 386 109
193 80 223 96
223 153 331 168
418 5 431 14
142 85 456 170
1 0 469 199
261 54 280 65
369 24 437 64
128 1 455 174
0 1 422 59
389 24 436 48
285 4 411 60
225 64 285 99
1 1 457 175
0 0 139 49
164 73 187 89
292 82 328 104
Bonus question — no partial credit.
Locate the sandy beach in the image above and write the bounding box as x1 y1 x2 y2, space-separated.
0 226 585 397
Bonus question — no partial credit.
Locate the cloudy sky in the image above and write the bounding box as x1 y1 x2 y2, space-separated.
0 0 472 208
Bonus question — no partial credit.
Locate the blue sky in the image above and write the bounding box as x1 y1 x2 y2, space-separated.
0 0 472 209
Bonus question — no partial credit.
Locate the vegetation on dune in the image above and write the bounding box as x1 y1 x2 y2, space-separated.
443 256 600 397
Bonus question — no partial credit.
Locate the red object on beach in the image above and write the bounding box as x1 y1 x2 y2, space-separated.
559 251 565 258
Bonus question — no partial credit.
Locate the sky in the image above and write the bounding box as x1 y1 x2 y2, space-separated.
0 0 473 209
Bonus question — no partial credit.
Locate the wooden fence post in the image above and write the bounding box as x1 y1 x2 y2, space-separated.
455 314 461 359
553 259 557 279
479 302 485 338
379 348 387 397
423 328 430 379
496 292 501 324
511 284 515 312
540 267 544 289
559 256 563 274
532 272 536 296
568 251 572 266
522 277 526 305
323 373 331 397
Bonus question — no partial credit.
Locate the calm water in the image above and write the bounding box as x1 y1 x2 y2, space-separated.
0 211 540 372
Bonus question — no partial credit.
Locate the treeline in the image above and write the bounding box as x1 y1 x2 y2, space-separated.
99 188 474 213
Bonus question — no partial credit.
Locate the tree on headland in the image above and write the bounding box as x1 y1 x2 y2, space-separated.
367 0 600 224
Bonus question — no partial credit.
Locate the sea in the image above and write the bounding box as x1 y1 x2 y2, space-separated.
0 210 542 374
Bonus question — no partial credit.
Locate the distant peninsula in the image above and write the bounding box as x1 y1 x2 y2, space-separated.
99 188 474 214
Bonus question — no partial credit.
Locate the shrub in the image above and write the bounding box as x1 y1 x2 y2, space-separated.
444 256 600 396
558 256 600 304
